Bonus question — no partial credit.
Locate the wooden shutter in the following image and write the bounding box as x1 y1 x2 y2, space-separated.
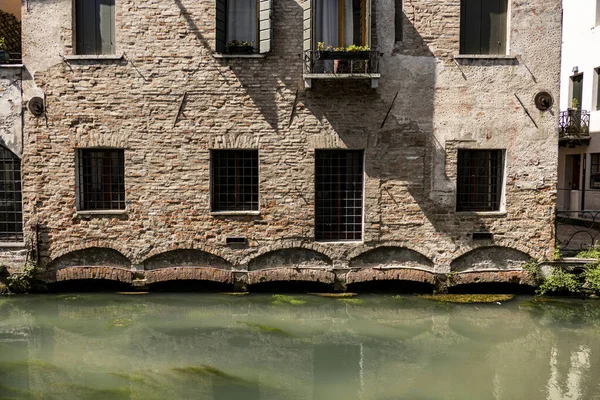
99 0 115 55
303 0 313 53
487 0 507 55
365 0 372 47
215 0 227 53
572 74 583 109
259 0 272 53
460 0 481 54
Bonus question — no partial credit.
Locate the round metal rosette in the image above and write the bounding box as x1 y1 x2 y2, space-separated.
28 97 45 116
534 91 553 111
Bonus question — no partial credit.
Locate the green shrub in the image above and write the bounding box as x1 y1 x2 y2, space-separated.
583 263 600 293
537 268 581 295
523 258 541 283
576 247 600 260
3 262 45 294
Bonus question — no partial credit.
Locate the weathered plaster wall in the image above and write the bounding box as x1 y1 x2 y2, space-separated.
0 67 23 157
18 0 561 285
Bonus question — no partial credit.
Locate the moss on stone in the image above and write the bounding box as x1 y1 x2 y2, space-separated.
312 292 357 298
272 294 306 305
419 294 515 304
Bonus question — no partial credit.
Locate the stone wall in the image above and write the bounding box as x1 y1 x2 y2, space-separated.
12 0 562 287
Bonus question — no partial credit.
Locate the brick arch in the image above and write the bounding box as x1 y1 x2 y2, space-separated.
347 242 437 263
349 246 434 271
241 241 338 266
48 242 134 266
137 243 233 265
47 247 131 270
142 249 233 270
145 267 233 285
346 268 437 285
247 247 333 271
450 246 534 273
248 268 335 285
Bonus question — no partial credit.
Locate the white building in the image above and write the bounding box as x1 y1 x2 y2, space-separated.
558 0 600 211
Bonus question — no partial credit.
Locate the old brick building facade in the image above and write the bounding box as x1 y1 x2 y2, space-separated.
0 0 561 291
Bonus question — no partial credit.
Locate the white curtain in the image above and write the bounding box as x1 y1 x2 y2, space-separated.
316 0 355 47
226 0 257 44
316 0 339 47
344 0 354 46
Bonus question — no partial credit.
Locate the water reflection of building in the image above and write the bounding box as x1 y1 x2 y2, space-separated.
2 297 600 399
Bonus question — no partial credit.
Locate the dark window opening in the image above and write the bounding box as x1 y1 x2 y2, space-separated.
460 0 508 55
77 149 125 211
457 149 504 212
571 74 583 110
591 154 600 189
394 0 402 42
594 68 600 111
211 150 259 212
0 147 22 242
75 0 115 55
315 0 368 48
315 150 363 241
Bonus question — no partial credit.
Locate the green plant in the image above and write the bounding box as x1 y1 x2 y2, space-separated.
536 268 581 295
576 246 600 259
3 262 46 294
571 98 580 110
225 40 254 51
553 246 562 261
523 258 542 284
345 44 370 52
583 263 600 293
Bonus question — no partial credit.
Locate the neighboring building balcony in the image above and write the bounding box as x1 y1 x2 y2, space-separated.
559 110 591 147
303 50 380 88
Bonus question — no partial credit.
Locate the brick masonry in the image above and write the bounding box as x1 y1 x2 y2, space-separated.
0 0 562 290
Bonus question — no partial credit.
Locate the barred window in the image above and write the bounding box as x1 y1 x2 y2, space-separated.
591 154 600 189
211 150 259 212
315 150 363 241
77 149 125 211
0 147 22 242
457 149 504 212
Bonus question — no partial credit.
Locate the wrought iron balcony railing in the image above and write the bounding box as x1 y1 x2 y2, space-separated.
302 50 380 88
559 110 590 138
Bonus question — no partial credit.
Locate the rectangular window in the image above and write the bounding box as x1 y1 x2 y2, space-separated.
395 0 403 42
211 150 259 212
316 0 369 48
460 0 508 55
315 150 363 241
77 149 125 211
591 154 600 189
457 149 504 212
75 0 115 55
594 68 600 111
216 0 271 54
571 74 583 109
0 147 22 242
226 0 257 47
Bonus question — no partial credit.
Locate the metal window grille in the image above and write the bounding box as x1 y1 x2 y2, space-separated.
315 150 363 241
0 147 22 242
457 149 504 212
591 154 600 189
211 150 259 211
77 149 125 211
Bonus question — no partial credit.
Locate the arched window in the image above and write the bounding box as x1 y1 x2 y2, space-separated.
0 147 22 242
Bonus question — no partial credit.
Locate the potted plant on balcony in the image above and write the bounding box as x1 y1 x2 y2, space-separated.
0 38 9 63
317 42 370 60
225 40 254 55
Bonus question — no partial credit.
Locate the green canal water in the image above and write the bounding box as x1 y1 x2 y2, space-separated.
1 293 600 400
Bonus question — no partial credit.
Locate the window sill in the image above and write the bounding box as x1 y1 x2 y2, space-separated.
0 242 26 248
76 209 128 216
0 64 24 69
454 54 517 60
64 54 124 61
210 211 261 216
213 54 266 59
456 211 507 217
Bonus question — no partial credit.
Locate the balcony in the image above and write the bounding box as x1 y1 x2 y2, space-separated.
559 110 591 147
303 50 380 88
